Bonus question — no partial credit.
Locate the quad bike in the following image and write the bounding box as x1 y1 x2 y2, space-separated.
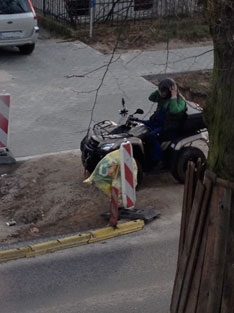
80 99 208 184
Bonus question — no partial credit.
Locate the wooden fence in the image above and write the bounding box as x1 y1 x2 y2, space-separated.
170 162 234 312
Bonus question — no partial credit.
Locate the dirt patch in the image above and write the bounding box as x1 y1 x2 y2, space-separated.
92 39 212 54
0 153 109 244
0 152 183 245
79 17 211 53
90 38 212 54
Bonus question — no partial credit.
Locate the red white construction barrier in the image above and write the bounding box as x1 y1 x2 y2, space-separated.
109 186 119 226
0 94 15 164
0 95 10 148
120 141 136 210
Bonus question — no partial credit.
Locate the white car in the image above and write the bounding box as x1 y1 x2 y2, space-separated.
0 0 39 54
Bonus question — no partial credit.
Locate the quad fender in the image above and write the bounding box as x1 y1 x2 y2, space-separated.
124 137 145 165
170 131 208 151
130 138 145 184
168 130 208 173
128 137 144 151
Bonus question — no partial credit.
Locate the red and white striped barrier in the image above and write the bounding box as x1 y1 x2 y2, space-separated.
120 141 136 210
109 186 119 226
0 94 15 164
0 94 10 148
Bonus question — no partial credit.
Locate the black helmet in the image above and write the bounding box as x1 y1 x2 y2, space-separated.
158 78 175 99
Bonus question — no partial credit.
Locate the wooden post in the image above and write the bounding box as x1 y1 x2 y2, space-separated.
170 168 234 313
220 193 234 312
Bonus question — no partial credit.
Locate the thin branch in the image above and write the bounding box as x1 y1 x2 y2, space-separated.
164 32 170 73
109 70 130 102
65 74 85 78
71 88 98 94
87 0 133 132
64 56 120 79
125 51 144 65
152 48 214 66
87 45 121 130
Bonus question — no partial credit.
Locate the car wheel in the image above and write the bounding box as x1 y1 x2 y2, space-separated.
18 44 35 55
172 147 206 184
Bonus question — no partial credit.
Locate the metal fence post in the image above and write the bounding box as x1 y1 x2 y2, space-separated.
43 0 46 15
90 0 96 38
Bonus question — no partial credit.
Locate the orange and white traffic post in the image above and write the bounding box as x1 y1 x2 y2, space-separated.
0 94 10 148
108 141 160 224
109 185 119 227
120 141 136 210
108 141 136 227
0 94 15 164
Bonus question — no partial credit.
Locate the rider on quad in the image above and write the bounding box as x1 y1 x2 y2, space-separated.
80 77 207 183
140 78 187 164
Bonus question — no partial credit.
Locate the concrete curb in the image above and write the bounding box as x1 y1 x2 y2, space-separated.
0 220 144 263
15 148 81 162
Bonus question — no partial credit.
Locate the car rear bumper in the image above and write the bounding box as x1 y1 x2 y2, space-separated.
0 26 39 47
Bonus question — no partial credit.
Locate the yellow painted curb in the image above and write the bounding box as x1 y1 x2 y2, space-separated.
0 246 31 262
28 240 62 257
89 220 144 243
27 233 91 257
57 233 92 248
0 220 144 263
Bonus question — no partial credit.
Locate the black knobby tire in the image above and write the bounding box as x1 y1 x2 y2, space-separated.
18 44 35 55
81 151 96 174
80 135 88 151
80 135 94 173
172 147 206 184
135 158 143 185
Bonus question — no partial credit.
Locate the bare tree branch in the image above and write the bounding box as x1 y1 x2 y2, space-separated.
87 0 133 132
64 56 121 79
152 48 214 66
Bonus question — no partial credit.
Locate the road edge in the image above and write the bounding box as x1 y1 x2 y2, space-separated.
0 220 144 263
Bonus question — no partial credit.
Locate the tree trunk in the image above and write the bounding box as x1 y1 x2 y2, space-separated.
204 0 234 181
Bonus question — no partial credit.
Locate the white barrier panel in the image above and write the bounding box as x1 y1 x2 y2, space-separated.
120 141 136 210
0 95 10 148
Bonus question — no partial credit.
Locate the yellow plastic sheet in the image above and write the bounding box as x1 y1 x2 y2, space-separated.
84 149 137 197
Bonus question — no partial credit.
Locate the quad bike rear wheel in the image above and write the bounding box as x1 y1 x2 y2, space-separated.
172 147 206 183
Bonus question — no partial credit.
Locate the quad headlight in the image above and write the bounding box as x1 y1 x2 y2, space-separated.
100 143 115 151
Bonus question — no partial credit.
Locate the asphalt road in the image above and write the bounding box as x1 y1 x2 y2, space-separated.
0 212 180 313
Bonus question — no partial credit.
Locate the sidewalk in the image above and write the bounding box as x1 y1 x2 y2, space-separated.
0 38 213 158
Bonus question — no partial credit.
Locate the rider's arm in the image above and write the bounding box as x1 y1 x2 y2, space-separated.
168 96 186 114
148 89 160 102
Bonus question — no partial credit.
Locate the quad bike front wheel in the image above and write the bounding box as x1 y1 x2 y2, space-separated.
172 147 206 184
81 151 97 174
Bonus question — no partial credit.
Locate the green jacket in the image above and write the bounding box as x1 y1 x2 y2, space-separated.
148 89 186 114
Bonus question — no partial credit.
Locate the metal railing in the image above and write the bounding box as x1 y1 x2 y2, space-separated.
32 0 201 28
